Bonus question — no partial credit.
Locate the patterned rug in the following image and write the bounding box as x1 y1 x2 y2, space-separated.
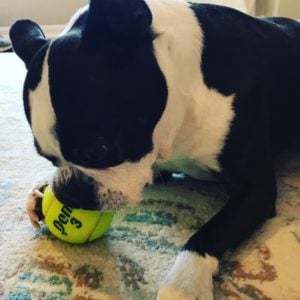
0 53 300 300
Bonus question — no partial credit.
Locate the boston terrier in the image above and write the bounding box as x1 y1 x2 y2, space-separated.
9 0 300 298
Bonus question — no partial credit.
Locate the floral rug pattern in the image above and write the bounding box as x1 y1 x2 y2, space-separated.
0 53 300 300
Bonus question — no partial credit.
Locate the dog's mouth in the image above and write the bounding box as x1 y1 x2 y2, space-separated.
50 167 138 211
50 159 151 211
97 190 128 211
51 182 129 211
50 166 101 210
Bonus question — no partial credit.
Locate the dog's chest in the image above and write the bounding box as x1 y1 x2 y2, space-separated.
154 87 236 178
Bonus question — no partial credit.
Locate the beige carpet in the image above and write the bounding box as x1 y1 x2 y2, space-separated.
0 52 300 300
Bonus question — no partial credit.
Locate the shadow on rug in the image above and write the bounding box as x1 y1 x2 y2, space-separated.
0 53 299 300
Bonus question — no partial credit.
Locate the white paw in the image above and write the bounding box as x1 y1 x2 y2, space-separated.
156 251 218 300
26 181 49 229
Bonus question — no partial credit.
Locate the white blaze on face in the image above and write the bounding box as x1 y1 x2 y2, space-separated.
29 49 63 160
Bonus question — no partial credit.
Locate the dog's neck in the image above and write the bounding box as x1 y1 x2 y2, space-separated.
149 0 203 157
150 0 235 172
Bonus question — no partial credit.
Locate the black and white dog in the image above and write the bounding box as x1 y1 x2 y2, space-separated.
9 0 300 298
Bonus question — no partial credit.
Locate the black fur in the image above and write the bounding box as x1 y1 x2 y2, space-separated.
10 20 49 124
52 167 101 210
182 4 300 258
9 19 47 68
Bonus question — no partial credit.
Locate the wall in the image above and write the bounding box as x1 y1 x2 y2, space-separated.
1 0 300 28
0 0 88 26
278 0 300 19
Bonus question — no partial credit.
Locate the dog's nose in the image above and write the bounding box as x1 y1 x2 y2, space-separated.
51 167 101 210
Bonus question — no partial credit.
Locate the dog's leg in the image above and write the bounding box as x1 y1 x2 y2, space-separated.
157 158 276 300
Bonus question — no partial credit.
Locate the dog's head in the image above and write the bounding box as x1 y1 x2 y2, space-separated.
10 0 169 210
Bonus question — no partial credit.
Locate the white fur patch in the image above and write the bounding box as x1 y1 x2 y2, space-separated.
29 50 63 160
78 151 157 209
147 0 235 173
157 251 219 300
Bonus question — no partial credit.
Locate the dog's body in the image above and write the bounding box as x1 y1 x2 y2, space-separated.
10 0 300 298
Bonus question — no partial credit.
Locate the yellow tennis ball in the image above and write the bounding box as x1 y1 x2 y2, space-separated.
41 186 114 244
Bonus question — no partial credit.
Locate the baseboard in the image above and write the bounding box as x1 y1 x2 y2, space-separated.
0 24 66 39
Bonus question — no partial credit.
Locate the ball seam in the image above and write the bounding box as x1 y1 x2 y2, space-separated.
86 213 103 242
43 193 56 217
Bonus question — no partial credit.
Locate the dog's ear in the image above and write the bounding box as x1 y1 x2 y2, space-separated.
82 0 152 51
10 20 47 68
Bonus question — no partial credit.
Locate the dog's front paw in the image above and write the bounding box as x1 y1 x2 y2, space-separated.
156 251 218 300
26 181 49 229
